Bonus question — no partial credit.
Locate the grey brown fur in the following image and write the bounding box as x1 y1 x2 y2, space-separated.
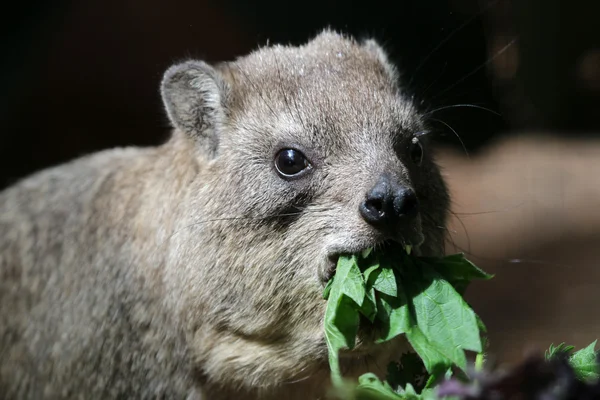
0 30 449 399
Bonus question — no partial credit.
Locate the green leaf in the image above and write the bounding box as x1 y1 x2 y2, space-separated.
395 382 440 400
405 325 454 375
362 247 374 259
411 388 439 400
474 352 485 372
324 255 366 386
325 292 360 386
545 342 575 360
569 340 599 382
420 253 493 295
369 267 398 297
363 264 381 284
355 373 402 400
355 373 441 400
324 250 490 392
420 253 492 280
359 287 378 322
339 255 367 307
545 341 600 381
475 314 488 335
375 291 412 343
407 266 482 372
323 278 334 300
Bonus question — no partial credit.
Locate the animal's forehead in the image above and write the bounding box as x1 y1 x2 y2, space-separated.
230 32 395 104
225 32 421 145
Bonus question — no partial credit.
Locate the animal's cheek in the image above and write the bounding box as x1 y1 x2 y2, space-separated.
285 296 329 347
220 283 327 343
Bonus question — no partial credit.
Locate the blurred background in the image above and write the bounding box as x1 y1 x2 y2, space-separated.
1 0 599 367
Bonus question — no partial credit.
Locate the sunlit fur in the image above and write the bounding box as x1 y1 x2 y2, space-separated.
0 29 449 399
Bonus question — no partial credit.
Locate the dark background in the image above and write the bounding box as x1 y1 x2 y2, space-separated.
2 0 599 189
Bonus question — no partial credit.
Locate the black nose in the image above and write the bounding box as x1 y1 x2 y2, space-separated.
359 175 418 229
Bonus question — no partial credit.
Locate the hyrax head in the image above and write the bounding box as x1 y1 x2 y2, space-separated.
161 30 450 391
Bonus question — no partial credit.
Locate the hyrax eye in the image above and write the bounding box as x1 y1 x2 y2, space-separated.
274 149 311 177
409 137 424 166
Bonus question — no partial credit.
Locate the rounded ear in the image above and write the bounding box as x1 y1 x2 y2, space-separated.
160 60 229 158
362 39 400 83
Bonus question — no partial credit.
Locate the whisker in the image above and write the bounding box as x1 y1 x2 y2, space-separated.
453 201 527 217
447 242 575 269
445 238 459 254
424 103 502 118
449 210 471 254
435 225 458 234
440 225 460 253
505 258 574 268
427 117 469 158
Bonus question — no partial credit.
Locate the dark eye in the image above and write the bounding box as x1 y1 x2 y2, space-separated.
409 137 424 165
274 149 311 177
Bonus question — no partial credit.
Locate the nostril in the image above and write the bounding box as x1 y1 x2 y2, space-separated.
394 188 419 217
360 187 390 224
359 196 387 223
365 198 384 215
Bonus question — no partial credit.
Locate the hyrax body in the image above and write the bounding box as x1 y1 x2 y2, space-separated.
0 30 449 399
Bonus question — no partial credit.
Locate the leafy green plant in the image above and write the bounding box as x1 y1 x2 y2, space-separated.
323 246 492 398
435 342 600 400
546 341 600 382
322 246 599 399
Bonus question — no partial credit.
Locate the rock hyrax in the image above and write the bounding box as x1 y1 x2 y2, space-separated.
0 29 450 399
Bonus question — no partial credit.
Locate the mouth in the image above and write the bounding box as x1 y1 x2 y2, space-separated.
323 241 415 284
324 254 341 283
321 241 417 362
